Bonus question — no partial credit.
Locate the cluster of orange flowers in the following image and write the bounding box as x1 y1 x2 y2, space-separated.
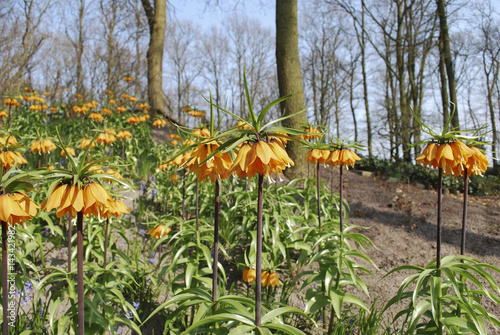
29 104 48 111
416 141 489 177
88 112 104 122
189 110 206 118
4 98 20 107
0 193 38 226
22 95 45 103
0 111 8 118
190 140 233 182
0 151 27 169
152 119 167 128
61 147 76 157
298 126 322 141
73 106 89 115
30 139 57 154
43 182 126 219
230 140 294 178
126 114 149 124
97 130 117 145
117 130 133 140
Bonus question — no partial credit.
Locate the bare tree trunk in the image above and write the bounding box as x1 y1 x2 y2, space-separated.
360 0 372 157
276 0 308 179
436 0 459 129
142 0 167 116
76 0 85 95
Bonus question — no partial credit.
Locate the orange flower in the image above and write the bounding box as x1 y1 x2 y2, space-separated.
171 140 178 146
152 119 167 128
0 135 17 147
124 76 133 82
230 140 294 178
0 111 8 118
170 174 179 182
298 126 322 141
243 268 256 284
103 199 130 218
182 106 192 113
148 224 170 239
306 149 330 164
44 184 84 218
169 133 181 140
261 271 270 287
4 98 20 107
88 112 104 122
127 116 140 124
109 99 116 105
464 146 489 177
327 149 361 167
105 90 113 95
81 182 113 218
30 139 57 154
0 193 38 225
0 151 27 169
104 168 123 181
267 272 280 287
101 107 112 115
129 96 137 103
189 141 233 182
80 139 96 149
416 141 474 176
138 103 148 110
96 132 117 145
117 130 133 140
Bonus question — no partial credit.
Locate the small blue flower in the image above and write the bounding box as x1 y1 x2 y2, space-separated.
140 229 146 235
149 258 156 264
125 310 133 320
133 301 140 310
151 175 155 182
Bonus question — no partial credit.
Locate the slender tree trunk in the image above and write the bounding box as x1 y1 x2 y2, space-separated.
360 0 372 158
436 0 459 129
142 0 167 116
276 0 308 179
438 34 450 128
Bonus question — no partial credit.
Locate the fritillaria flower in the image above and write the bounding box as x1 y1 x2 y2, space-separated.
148 224 171 239
243 268 256 285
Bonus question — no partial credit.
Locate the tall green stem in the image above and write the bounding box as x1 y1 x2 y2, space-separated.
195 180 199 232
255 174 264 327
103 218 109 268
77 211 84 335
212 180 220 302
437 168 443 269
461 168 468 256
68 216 72 273
317 162 321 228
182 169 186 220
339 165 344 233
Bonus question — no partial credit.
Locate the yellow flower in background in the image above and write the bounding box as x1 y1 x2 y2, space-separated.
96 132 117 145
298 126 322 141
0 193 38 226
138 103 148 110
171 140 178 146
61 147 76 157
243 268 256 284
117 130 133 140
104 168 123 180
170 174 179 182
261 271 270 287
88 112 104 122
152 119 167 128
129 96 137 103
327 149 361 167
80 138 96 149
169 133 181 140
148 224 170 239
0 111 8 118
30 139 57 154
267 272 280 288
0 135 18 147
0 151 27 169
127 116 140 124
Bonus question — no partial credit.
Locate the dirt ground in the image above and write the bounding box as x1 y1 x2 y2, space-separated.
322 166 500 332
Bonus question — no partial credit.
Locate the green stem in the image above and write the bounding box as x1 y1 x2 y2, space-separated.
77 211 84 335
437 168 443 269
255 173 264 327
103 218 109 268
212 179 220 302
461 169 468 256
317 162 321 229
68 216 72 273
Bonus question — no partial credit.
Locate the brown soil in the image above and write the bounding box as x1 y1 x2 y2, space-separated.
323 166 500 333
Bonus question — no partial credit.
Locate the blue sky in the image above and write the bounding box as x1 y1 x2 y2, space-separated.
169 0 276 31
